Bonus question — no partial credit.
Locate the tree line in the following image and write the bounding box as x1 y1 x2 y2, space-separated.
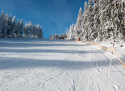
0 11 43 38
67 0 125 42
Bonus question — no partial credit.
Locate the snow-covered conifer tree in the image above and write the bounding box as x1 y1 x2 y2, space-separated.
49 34 52 39
32 25 37 38
68 24 76 40
20 19 23 38
117 0 125 40
39 27 43 38
82 2 89 41
0 11 6 38
28 21 33 37
55 33 57 39
8 14 12 37
36 24 40 38
0 15 1 37
66 29 71 39
86 0 94 41
24 22 29 38
4 14 9 38
92 0 100 41
15 19 20 38
75 8 83 40
55 33 60 39
12 16 16 38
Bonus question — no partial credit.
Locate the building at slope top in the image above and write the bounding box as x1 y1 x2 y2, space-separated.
50 34 67 39
0 11 43 38
67 0 125 42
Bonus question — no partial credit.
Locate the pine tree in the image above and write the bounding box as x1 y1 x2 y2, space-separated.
20 19 23 38
82 2 89 41
16 19 20 38
36 24 40 38
28 21 33 38
12 16 16 38
4 14 9 38
0 11 6 38
75 8 83 40
91 0 99 41
8 14 12 37
66 29 69 39
39 27 43 38
0 15 1 38
55 33 60 39
55 33 57 39
87 0 94 41
68 24 76 40
24 22 29 38
117 0 125 40
33 25 37 38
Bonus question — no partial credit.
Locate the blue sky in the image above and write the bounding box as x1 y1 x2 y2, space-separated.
0 0 86 38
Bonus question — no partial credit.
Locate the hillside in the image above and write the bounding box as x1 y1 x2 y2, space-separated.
0 39 125 91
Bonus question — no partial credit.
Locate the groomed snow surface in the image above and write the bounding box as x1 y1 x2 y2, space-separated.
0 39 125 91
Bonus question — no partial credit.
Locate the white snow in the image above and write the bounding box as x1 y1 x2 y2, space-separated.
0 39 125 91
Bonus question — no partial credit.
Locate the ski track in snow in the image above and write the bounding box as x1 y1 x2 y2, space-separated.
0 39 125 91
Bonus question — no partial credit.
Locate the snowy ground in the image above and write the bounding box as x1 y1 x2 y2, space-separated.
0 38 125 91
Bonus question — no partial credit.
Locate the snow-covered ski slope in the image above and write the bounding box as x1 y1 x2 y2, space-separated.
0 39 125 91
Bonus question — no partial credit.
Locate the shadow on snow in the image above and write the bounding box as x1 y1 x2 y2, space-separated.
0 57 116 70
